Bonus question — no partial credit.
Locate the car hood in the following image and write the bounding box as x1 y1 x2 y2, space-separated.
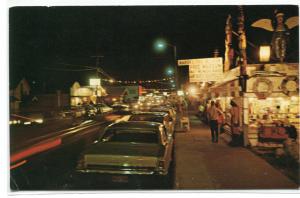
82 142 164 157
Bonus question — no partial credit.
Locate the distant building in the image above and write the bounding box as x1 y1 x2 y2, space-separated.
103 85 144 104
9 78 31 112
103 86 126 104
70 81 107 106
123 85 140 102
10 78 31 101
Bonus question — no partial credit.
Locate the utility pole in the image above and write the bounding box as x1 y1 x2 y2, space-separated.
91 55 104 78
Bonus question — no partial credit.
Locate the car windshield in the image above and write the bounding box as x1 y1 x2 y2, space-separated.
129 115 164 123
103 130 159 143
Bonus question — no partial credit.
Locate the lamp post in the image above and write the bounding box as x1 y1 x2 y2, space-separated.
154 39 178 90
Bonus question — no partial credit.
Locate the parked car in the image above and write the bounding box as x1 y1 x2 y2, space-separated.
94 103 113 114
127 112 174 137
149 107 177 124
75 121 174 188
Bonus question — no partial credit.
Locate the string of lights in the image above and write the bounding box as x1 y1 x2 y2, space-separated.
45 62 175 85
102 76 175 84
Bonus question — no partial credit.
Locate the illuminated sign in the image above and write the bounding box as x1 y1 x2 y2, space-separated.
178 57 223 83
89 78 101 86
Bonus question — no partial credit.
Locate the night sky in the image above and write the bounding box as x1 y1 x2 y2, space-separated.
9 5 299 92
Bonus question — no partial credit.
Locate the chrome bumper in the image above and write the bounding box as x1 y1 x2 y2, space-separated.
77 168 155 175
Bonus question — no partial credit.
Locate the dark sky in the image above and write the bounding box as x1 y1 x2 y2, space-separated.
9 5 299 92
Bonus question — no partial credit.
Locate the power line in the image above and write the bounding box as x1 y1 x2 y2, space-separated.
232 30 258 49
43 67 96 72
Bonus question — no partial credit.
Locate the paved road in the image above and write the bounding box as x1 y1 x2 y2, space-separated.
174 115 298 190
10 113 123 152
10 112 125 190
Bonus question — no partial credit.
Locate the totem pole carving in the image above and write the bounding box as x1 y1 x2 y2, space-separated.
224 14 234 72
251 9 299 62
237 6 247 75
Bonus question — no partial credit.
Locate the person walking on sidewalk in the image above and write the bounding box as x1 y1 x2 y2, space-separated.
207 101 222 143
215 101 225 134
229 99 242 146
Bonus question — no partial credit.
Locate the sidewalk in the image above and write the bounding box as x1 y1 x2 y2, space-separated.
174 114 298 190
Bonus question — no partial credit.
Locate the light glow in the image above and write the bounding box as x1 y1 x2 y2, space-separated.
35 119 43 124
188 85 197 95
89 78 101 86
11 138 62 163
259 46 271 62
177 90 184 96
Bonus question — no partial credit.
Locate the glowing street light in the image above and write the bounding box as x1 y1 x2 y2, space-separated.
154 38 178 90
154 39 167 52
166 67 173 76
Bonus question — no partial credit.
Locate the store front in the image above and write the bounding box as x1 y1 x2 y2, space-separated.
208 63 299 148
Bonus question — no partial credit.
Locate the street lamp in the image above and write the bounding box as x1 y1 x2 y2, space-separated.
154 39 178 90
166 67 174 76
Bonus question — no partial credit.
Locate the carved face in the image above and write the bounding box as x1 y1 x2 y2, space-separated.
276 15 284 24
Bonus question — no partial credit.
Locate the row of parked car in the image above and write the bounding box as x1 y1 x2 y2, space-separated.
72 101 178 188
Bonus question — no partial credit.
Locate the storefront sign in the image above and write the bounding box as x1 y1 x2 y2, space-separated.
89 78 101 86
178 57 223 83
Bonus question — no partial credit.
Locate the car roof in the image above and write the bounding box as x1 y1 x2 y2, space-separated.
150 107 171 112
107 121 162 130
131 111 167 116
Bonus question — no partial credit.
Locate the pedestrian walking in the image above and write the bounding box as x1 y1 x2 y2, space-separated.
215 101 225 134
207 101 222 143
229 99 242 146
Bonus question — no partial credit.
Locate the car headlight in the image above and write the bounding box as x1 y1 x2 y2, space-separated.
35 119 43 124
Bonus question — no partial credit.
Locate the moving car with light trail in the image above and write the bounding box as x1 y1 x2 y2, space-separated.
94 103 113 114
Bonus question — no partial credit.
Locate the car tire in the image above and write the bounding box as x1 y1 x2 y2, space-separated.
157 172 171 189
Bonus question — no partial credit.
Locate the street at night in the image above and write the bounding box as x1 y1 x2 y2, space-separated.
6 1 300 194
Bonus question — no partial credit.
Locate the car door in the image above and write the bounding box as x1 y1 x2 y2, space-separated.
163 116 172 137
160 127 173 172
